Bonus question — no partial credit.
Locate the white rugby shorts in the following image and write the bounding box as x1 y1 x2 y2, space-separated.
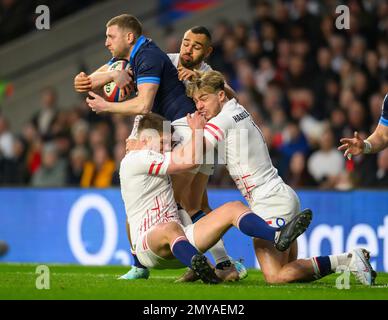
250 183 301 228
135 223 196 269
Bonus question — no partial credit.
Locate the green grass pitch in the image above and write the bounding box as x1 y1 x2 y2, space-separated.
0 264 387 300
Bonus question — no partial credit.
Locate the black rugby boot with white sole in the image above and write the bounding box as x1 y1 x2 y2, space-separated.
275 209 313 252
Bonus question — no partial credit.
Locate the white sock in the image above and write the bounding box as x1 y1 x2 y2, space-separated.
209 239 230 265
329 252 352 272
178 208 230 265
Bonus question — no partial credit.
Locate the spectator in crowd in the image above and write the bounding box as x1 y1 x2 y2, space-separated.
0 114 14 159
307 128 345 188
31 142 66 187
31 87 59 140
66 146 88 186
278 120 310 176
80 144 115 188
0 136 29 185
71 119 90 149
285 151 316 189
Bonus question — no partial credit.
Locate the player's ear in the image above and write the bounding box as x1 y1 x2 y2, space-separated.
205 46 213 59
217 90 226 102
128 32 135 45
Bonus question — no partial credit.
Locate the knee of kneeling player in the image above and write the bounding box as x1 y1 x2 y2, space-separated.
263 272 289 284
263 273 282 284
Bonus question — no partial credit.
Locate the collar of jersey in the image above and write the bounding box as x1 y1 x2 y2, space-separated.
130 35 147 67
224 98 237 108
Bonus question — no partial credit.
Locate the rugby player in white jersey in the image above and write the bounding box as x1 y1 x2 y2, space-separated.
120 111 312 284
127 26 242 282
185 70 376 285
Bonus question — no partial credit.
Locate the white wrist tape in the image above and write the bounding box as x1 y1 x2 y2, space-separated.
363 140 372 154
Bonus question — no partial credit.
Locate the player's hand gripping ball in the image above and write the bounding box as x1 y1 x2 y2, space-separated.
103 60 133 102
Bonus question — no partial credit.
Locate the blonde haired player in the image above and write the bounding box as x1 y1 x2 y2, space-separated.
185 70 376 285
120 112 311 283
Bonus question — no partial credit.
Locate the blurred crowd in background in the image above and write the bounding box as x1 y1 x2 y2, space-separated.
1 0 388 189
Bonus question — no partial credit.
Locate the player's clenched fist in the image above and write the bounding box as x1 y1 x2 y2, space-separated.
86 91 109 113
74 72 92 93
187 111 206 131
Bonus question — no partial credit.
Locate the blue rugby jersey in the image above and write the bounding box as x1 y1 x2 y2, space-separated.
108 36 196 122
380 94 388 127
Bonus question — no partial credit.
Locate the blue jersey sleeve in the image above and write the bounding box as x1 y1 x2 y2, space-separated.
380 94 388 126
136 53 162 85
107 57 117 66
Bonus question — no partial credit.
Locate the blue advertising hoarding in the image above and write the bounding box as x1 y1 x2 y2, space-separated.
0 189 387 272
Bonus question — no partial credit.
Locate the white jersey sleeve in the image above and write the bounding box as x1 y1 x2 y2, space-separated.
204 112 234 148
167 53 180 68
126 150 171 176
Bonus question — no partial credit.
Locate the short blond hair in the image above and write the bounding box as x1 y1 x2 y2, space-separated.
106 14 142 38
186 70 225 98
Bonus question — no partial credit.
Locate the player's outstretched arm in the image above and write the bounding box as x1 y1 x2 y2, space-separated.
338 125 388 157
363 124 388 153
167 112 206 174
86 83 158 115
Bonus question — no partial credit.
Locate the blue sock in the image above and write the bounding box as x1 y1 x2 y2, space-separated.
132 253 147 269
191 210 206 223
237 212 278 242
312 256 333 278
171 236 199 268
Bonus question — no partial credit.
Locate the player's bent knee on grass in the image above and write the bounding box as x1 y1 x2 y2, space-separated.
253 238 295 284
146 222 186 259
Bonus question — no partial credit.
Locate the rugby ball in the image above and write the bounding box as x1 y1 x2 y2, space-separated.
103 59 132 102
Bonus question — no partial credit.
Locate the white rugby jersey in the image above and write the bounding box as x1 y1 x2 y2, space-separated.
120 149 180 247
204 98 283 205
